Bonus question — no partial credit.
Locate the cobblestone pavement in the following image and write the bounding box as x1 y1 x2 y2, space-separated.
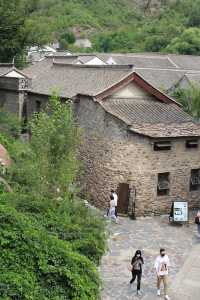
100 214 198 300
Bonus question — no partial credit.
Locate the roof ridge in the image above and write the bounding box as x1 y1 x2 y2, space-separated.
135 67 200 72
49 55 78 59
52 62 134 70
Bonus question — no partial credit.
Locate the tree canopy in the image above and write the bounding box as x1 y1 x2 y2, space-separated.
2 0 200 61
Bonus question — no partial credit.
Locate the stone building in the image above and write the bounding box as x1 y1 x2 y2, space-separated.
1 57 200 216
0 64 31 119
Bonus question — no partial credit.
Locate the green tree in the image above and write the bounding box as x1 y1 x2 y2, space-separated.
0 0 51 64
187 0 200 27
9 94 79 199
0 0 25 62
58 31 76 50
165 28 200 55
173 83 200 119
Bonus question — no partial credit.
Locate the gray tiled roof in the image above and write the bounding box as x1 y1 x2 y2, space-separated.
24 63 133 97
53 56 78 64
22 57 200 138
23 53 200 93
101 98 192 125
135 68 187 91
78 55 97 63
101 98 200 138
24 57 53 79
0 64 13 76
168 54 200 70
98 53 200 71
185 73 200 85
98 54 175 68
129 122 200 138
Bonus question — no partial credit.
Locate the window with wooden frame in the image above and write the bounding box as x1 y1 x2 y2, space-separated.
190 169 200 191
157 172 170 196
154 141 171 151
186 139 198 149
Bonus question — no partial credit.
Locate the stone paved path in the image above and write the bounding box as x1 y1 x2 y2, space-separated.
100 215 198 300
170 243 200 300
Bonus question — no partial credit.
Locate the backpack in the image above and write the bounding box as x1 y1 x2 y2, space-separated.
195 216 200 224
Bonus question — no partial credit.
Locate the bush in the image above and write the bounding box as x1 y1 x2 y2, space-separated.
0 110 21 139
1 192 106 265
0 95 106 299
0 204 100 299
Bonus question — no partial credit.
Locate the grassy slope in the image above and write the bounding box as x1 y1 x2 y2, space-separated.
29 0 150 36
28 0 200 54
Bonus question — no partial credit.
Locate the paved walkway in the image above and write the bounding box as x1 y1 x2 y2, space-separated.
100 215 199 300
170 243 200 300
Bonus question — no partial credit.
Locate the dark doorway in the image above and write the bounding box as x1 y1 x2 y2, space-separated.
21 101 28 133
117 183 130 215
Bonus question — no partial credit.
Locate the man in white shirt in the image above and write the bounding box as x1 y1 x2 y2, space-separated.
154 248 170 300
111 189 118 217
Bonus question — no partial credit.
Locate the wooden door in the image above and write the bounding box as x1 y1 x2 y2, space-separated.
117 183 130 215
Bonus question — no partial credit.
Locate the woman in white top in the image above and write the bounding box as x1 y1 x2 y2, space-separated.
109 195 117 223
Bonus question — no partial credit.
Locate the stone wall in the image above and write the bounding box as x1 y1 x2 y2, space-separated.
76 96 200 216
0 89 22 117
0 77 31 118
26 93 49 117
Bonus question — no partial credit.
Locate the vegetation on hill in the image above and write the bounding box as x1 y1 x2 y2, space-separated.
173 84 200 119
1 0 200 64
0 95 106 299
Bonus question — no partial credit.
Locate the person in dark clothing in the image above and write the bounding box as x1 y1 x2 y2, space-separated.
130 249 144 295
195 210 200 237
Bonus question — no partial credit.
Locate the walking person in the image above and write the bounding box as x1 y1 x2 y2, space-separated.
111 189 118 218
130 250 144 295
195 210 200 237
154 248 170 300
109 195 117 223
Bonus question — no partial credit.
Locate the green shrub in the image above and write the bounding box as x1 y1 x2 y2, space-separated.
0 95 106 299
0 204 100 299
0 110 21 139
0 192 106 265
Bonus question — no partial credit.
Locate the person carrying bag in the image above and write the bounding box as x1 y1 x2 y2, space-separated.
129 250 144 295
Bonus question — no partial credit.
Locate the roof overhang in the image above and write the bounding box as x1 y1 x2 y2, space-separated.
128 122 200 138
1 67 31 79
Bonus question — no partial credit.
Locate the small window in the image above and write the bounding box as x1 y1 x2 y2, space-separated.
190 169 200 191
186 139 198 149
36 100 41 113
157 172 170 196
154 141 171 151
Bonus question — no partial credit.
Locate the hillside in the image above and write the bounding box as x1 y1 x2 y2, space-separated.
1 0 200 65
29 0 169 38
28 0 200 54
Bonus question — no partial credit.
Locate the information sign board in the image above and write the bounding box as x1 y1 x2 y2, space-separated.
173 201 188 222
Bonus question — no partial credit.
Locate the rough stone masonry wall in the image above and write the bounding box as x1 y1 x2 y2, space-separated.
26 93 49 117
0 89 22 117
113 134 200 216
76 96 200 216
75 96 129 209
